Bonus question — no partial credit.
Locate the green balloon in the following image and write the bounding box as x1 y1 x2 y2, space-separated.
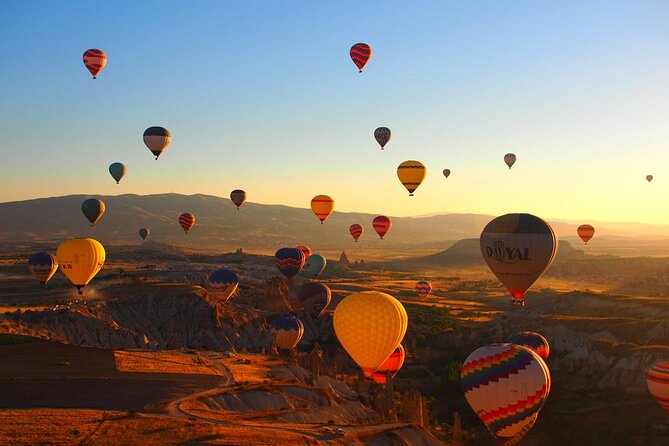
109 162 126 184
302 254 326 278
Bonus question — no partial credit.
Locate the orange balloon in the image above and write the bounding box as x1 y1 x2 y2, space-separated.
577 224 594 244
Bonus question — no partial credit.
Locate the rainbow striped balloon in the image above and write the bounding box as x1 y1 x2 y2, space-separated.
350 43 372 73
415 280 432 299
462 344 551 442
274 247 306 281
647 360 669 416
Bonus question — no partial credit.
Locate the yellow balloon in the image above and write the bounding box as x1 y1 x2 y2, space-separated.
310 195 335 224
333 291 408 376
56 238 106 295
397 160 426 196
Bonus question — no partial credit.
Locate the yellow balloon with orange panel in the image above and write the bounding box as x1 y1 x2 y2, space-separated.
333 291 408 377
56 238 106 295
397 160 426 196
310 195 334 224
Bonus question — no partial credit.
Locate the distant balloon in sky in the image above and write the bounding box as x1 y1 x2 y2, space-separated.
274 247 306 281
350 43 372 73
480 213 557 304
443 169 451 179
372 216 392 240
415 280 432 299
647 175 654 183
504 153 517 169
371 344 406 385
138 228 150 241
271 316 304 350
296 245 312 261
374 127 391 150
349 224 363 242
310 195 334 224
302 253 326 278
397 160 426 196
647 360 669 416
577 224 595 245
208 269 239 302
179 213 195 234
28 252 58 287
56 238 106 295
81 198 105 226
143 126 171 160
230 189 246 209
509 331 550 361
82 49 107 79
108 162 126 184
298 282 331 318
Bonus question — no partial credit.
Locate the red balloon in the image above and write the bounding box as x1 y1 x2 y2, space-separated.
350 43 372 73
82 49 107 79
349 224 363 242
371 344 405 384
179 213 196 234
372 216 392 239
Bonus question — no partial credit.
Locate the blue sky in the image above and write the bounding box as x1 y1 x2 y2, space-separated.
1 1 669 223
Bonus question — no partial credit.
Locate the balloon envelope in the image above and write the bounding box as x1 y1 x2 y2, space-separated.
462 343 551 442
480 213 557 302
350 43 372 72
371 344 406 384
81 199 105 226
108 162 126 184
443 169 451 179
374 127 391 149
647 175 654 183
648 360 669 416
56 238 106 294
230 189 246 209
178 213 195 234
298 282 332 318
83 49 107 78
577 224 595 244
334 291 408 376
271 316 304 350
28 252 58 285
310 195 334 224
208 269 239 302
504 153 517 169
415 280 432 299
296 245 312 261
275 247 306 280
372 216 392 239
397 160 426 196
350 224 363 242
138 228 150 240
144 126 171 160
509 331 550 361
302 254 326 278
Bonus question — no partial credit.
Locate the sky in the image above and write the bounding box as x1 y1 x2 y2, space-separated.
1 1 669 224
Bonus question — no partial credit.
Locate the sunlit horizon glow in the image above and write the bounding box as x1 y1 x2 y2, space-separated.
1 1 668 224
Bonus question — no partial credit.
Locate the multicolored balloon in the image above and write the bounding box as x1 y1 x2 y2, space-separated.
81 198 105 226
302 253 326 278
144 126 171 160
271 316 304 350
480 213 557 304
311 195 334 224
577 224 595 245
138 228 150 240
334 291 408 377
350 43 372 73
647 360 669 416
28 252 58 287
509 331 550 361
371 344 405 385
274 247 306 281
208 269 239 302
56 238 106 295
82 49 107 79
108 162 126 184
297 282 331 318
504 153 517 169
415 280 432 299
443 169 451 179
461 344 551 443
179 213 196 234
296 245 312 261
372 216 392 240
374 127 391 150
230 189 246 209
647 175 654 183
397 160 426 196
349 224 363 242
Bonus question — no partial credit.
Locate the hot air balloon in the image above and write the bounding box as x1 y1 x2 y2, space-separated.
230 189 246 209
397 160 426 196
647 175 654 183
138 228 150 240
81 198 105 226
82 49 107 79
311 195 334 224
302 254 326 278
208 269 239 302
179 213 195 234
108 162 126 184
334 291 408 377
297 282 331 318
275 247 306 281
56 238 106 295
504 153 517 169
374 127 391 150
350 224 363 242
577 224 595 245
28 252 58 287
350 43 372 73
415 280 432 299
371 344 406 384
647 360 669 416
296 245 312 261
372 216 392 239
509 331 550 361
443 169 451 179
461 344 551 444
480 213 557 305
143 126 171 160
271 316 304 350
